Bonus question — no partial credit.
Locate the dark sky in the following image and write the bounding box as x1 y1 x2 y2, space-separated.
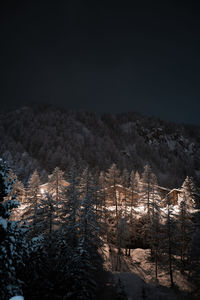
1 0 200 124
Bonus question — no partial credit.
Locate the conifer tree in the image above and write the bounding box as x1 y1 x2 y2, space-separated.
98 171 109 244
140 164 155 217
178 193 194 265
23 170 41 236
0 159 27 299
38 192 59 236
61 165 80 247
79 168 100 249
122 168 129 217
163 194 177 288
141 166 159 249
48 167 65 202
129 170 140 219
181 176 196 209
149 184 161 280
7 170 25 203
105 163 121 226
105 164 121 263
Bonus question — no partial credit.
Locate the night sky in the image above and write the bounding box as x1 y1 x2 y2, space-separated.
1 1 200 124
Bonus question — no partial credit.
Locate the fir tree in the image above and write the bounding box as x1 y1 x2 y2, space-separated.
48 167 65 202
23 170 41 236
79 168 100 249
105 163 121 269
162 194 177 288
61 165 80 247
140 164 155 217
0 159 27 299
178 193 194 265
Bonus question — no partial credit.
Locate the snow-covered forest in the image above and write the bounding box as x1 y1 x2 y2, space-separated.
1 150 200 299
0 107 200 299
0 106 200 188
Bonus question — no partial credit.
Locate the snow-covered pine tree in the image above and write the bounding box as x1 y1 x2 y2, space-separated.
98 171 106 217
98 171 108 242
46 167 66 229
178 192 194 265
126 170 140 255
148 179 161 280
105 163 121 213
162 193 177 288
79 167 100 249
7 170 25 204
141 167 159 249
121 168 129 217
129 170 140 219
61 165 80 247
22 170 41 237
181 176 197 209
140 164 155 217
121 169 129 255
48 167 65 202
105 163 121 269
65 167 102 299
37 192 58 236
105 163 121 225
0 159 27 299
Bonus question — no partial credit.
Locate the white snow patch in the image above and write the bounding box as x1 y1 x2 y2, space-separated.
0 217 7 230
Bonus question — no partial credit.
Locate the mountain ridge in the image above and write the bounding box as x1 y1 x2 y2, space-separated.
0 105 199 188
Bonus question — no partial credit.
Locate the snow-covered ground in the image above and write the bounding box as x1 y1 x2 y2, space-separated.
102 244 193 299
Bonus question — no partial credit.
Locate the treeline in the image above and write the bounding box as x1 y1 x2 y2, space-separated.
1 159 200 299
0 106 200 188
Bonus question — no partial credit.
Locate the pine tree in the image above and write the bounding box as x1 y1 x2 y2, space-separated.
181 176 196 209
162 194 177 288
149 185 161 280
7 170 25 204
141 166 159 249
48 167 65 202
140 164 155 217
38 192 59 236
105 163 121 227
178 193 194 265
98 171 108 244
61 165 80 247
105 164 121 269
65 167 102 299
121 169 129 217
23 170 41 236
0 159 27 299
79 168 100 249
129 170 140 219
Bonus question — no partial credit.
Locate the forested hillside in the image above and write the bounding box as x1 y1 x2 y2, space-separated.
1 160 200 299
0 106 200 188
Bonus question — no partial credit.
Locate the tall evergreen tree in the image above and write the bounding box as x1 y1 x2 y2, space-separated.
23 170 41 236
79 168 100 249
149 183 161 280
163 194 177 288
48 167 65 202
105 164 121 263
129 170 140 219
0 159 27 299
181 176 196 209
61 165 80 247
178 193 194 265
140 164 156 217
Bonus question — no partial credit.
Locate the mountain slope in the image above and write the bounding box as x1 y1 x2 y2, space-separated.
0 106 199 187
